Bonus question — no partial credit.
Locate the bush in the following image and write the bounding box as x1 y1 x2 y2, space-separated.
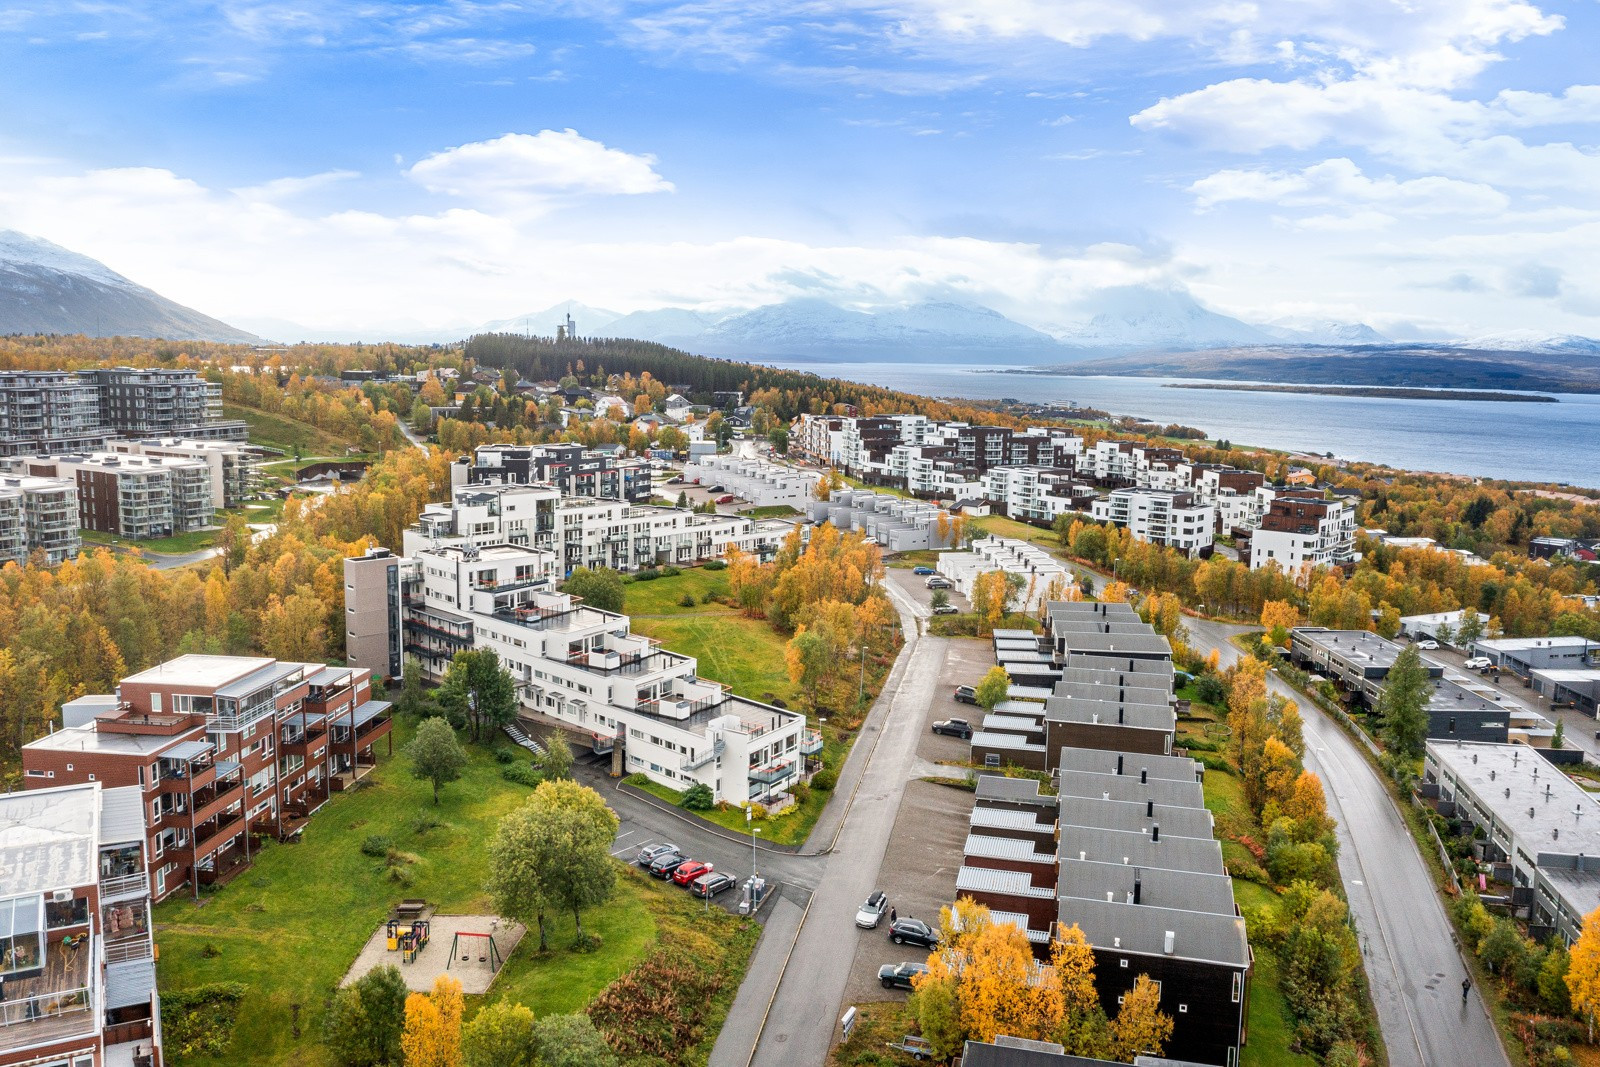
703 559 727 571
662 565 682 577
634 568 662 582
163 983 246 1059
360 834 395 857
679 593 697 608
492 747 516 764
811 768 837 791
1193 672 1228 707
682 782 715 810
410 813 445 835
502 763 544 787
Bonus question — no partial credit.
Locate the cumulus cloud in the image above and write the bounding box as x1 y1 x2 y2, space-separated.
405 130 674 209
1190 159 1510 218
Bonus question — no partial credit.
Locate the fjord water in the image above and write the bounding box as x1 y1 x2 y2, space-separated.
758 360 1600 488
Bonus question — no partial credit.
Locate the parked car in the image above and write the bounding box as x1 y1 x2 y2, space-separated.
855 890 890 929
1465 656 1492 670
878 961 929 991
716 494 736 504
889 918 940 948
932 718 972 740
636 842 680 867
648 852 689 878
932 604 959 615
1418 639 1440 650
912 566 936 575
953 685 978 705
666 476 684 485
888 1036 934 1061
707 484 725 492
691 871 737 898
673 860 714 886
925 577 952 589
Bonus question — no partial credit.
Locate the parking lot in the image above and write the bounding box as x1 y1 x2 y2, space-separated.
1417 643 1600 763
882 565 972 616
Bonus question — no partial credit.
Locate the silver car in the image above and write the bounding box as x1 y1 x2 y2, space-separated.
855 890 889 928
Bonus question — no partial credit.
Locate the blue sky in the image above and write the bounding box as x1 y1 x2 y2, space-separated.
2 0 1598 338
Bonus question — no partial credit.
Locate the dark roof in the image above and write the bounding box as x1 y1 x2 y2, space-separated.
1057 795 1214 838
975 775 1058 807
1054 748 1200 783
1058 824 1225 876
1058 858 1239 916
1057 895 1250 967
1054 770 1204 809
1043 694 1174 731
961 1037 1116 1067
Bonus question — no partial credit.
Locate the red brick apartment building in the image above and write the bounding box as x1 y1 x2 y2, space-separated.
22 655 392 903
0 781 162 1067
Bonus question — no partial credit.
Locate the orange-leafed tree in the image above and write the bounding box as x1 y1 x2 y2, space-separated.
1261 599 1299 646
1105 974 1173 1061
1567 907 1600 1039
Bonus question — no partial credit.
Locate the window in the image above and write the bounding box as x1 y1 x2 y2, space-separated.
1178 1004 1188 1014
0 894 45 976
1119 958 1128 968
1232 971 1243 1003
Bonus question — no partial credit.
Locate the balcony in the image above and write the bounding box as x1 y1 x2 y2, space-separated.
0 939 93 1054
190 808 246 860
100 872 151 901
749 759 796 785
680 737 725 772
800 730 824 756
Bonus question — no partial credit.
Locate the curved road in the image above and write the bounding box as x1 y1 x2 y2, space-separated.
1188 614 1509 1067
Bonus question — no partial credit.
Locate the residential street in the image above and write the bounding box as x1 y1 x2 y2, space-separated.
1188 614 1511 1067
710 576 940 1067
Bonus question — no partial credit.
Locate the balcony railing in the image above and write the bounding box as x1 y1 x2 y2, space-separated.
104 937 154 964
680 737 725 772
749 760 796 785
0 986 93 1050
100 872 150 900
800 730 824 755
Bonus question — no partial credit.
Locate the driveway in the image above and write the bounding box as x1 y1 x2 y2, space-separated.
1188 615 1510 1067
1418 645 1600 762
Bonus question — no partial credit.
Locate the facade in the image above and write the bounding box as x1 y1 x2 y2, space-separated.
344 547 405 681
1247 493 1357 573
0 474 80 564
23 655 392 903
1532 669 1600 715
0 782 163 1067
347 541 818 806
1091 489 1214 559
0 369 243 459
458 443 651 504
17 454 213 540
1289 628 1443 705
683 454 819 509
404 483 789 575
1469 637 1599 677
1425 741 1600 944
982 466 1097 524
106 439 255 510
935 536 1074 613
807 489 959 552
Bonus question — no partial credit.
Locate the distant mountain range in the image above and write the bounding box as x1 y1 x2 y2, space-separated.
0 229 260 344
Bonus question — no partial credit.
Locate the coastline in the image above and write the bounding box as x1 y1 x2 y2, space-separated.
1163 382 1557 403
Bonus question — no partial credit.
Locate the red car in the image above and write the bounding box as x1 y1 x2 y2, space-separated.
672 860 714 886
716 494 736 504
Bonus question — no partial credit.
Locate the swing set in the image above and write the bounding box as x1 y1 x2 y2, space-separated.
446 930 502 973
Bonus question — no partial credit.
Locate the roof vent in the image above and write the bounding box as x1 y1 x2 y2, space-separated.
1152 824 1161 842
1140 768 1148 784
1146 799 1154 817
1114 936 1121 948
1163 930 1175 955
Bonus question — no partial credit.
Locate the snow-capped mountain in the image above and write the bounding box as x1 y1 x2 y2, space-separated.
1047 287 1275 349
1453 330 1600 355
1264 321 1389 345
0 229 260 343
598 307 720 343
479 302 622 337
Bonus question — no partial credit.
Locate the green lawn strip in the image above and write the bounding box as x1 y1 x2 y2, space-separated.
970 514 1060 547
223 402 360 457
885 549 939 569
1240 946 1317 1067
623 568 734 618
737 505 801 519
153 722 653 1066
628 613 799 708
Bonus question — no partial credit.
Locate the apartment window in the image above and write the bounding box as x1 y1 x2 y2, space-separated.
1232 971 1243 1003
1119 958 1129 968
1178 1004 1188 1014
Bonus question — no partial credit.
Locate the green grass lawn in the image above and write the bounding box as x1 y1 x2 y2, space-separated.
624 567 733 617
971 514 1061 547
1242 950 1317 1067
737 504 801 519
154 723 661 1066
627 587 800 707
82 527 223 554
224 401 362 457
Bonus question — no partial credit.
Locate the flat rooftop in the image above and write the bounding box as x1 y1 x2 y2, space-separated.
121 653 275 689
1474 637 1597 654
1428 741 1600 856
26 723 193 757
1292 628 1404 669
0 782 98 894
1054 748 1200 783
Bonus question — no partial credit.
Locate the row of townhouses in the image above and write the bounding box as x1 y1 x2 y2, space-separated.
0 369 245 458
344 545 819 808
805 490 958 552
683 454 820 510
953 601 1251 1067
402 482 794 576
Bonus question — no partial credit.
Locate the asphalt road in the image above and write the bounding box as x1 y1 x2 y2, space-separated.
1188 614 1510 1067
710 576 940 1067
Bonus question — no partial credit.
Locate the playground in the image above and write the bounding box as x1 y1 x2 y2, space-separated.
342 905 527 995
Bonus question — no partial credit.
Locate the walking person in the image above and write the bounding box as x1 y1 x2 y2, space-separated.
889 906 897 925
1462 975 1471 1003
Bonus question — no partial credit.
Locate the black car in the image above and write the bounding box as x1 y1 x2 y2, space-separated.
889 918 940 949
691 871 738 898
648 852 688 878
932 718 972 740
878 961 929 990
636 842 680 867
953 685 978 705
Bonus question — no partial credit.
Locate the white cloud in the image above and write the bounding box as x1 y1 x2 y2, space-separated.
404 130 674 210
231 169 359 201
1190 159 1510 217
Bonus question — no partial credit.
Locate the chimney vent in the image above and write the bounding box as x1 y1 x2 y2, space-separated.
1140 768 1148 784
1163 930 1175 955
1152 824 1161 842
1146 799 1154 817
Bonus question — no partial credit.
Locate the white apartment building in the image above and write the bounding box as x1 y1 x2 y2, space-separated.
935 535 1075 612
357 542 816 807
684 454 820 509
403 483 791 575
0 474 80 564
981 466 1096 524
1247 493 1358 572
107 437 256 509
790 414 848 467
807 489 960 552
1091 488 1215 558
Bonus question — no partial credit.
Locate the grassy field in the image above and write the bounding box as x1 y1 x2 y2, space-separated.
154 722 664 1066
624 567 733 616
223 401 362 458
737 504 802 519
971 514 1061 547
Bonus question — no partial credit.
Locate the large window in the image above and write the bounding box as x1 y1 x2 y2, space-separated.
0 894 44 977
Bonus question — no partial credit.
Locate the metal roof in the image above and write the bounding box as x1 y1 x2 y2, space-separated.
983 714 1044 733
956 865 1054 898
1057 895 1250 967
163 739 214 762
991 700 1047 717
972 731 1046 753
0 782 98 894
213 759 241 776
974 775 1057 806
1054 748 1200 783
348 700 391 728
1058 858 1238 916
1055 770 1204 809
969 806 1053 833
105 958 157 1009
1058 825 1225 876
965 833 1055 864
98 786 147 846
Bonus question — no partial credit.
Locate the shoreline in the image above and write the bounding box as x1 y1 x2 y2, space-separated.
1163 382 1557 403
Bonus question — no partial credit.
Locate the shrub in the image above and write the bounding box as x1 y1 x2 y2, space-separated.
811 768 837 791
703 559 727 571
360 834 395 858
634 568 662 582
163 983 246 1059
411 813 444 836
502 763 544 787
661 565 682 577
679 593 697 608
700 592 715 604
682 783 715 810
493 747 516 764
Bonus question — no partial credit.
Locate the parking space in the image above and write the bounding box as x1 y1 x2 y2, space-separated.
882 566 971 615
918 638 996 764
1419 645 1600 763
839 779 972 1006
